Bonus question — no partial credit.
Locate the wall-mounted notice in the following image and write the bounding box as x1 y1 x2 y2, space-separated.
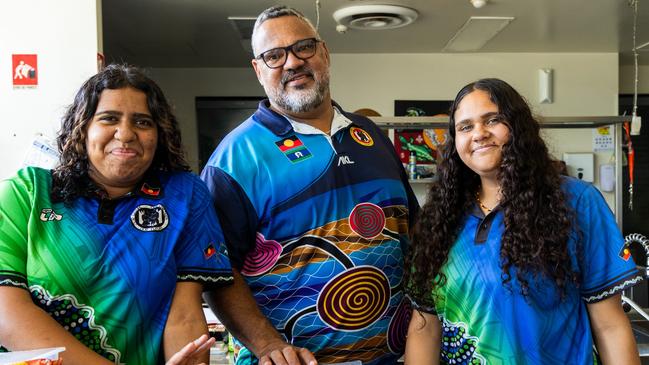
12 54 38 88
593 126 614 151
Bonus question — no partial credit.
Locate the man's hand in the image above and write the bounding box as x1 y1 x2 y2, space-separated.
257 339 317 365
166 334 215 365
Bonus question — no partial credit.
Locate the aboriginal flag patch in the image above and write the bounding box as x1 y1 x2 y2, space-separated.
275 135 312 163
619 245 632 261
140 183 161 197
204 243 217 259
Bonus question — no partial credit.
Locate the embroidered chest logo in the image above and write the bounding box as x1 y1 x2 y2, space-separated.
39 208 62 222
275 135 313 163
350 127 374 146
130 204 169 232
337 155 355 166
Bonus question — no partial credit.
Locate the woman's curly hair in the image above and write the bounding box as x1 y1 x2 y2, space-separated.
405 78 577 307
51 64 190 203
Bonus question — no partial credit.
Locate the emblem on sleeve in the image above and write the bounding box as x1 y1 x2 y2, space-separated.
40 208 63 222
619 245 632 261
204 243 216 259
350 127 374 146
130 204 169 232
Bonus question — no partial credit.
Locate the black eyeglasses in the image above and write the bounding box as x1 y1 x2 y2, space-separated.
255 38 322 69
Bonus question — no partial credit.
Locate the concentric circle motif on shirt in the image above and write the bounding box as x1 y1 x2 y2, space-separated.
240 233 283 276
349 202 386 239
317 266 390 331
387 298 412 354
350 127 374 146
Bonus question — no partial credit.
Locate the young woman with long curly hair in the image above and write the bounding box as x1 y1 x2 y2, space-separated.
404 78 642 364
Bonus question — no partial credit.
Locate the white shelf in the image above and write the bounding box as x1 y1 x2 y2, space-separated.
371 116 629 129
408 178 435 184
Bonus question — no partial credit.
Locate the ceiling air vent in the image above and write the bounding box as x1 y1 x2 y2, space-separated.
333 5 418 30
228 16 256 53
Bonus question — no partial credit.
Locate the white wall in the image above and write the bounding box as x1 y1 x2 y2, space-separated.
330 53 618 117
152 52 619 206
0 0 100 179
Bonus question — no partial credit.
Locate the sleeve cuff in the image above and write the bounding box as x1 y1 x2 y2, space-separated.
581 268 645 303
0 271 29 290
177 269 234 290
405 293 437 314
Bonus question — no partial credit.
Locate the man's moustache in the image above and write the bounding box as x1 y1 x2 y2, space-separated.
281 68 314 85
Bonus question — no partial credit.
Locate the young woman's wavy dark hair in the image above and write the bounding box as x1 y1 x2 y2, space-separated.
51 64 190 204
406 78 577 307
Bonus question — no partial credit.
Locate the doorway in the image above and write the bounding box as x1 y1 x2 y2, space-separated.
196 96 264 171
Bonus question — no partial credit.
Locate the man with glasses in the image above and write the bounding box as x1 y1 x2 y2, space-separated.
201 5 418 365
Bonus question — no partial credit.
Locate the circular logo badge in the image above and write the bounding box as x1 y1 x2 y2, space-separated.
350 127 374 147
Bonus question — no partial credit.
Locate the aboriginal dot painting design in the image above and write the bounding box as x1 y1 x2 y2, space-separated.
441 316 486 365
241 233 283 276
317 266 390 330
30 285 121 362
387 298 411 354
349 202 386 239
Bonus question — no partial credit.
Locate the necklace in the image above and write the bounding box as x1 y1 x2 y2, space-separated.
476 190 492 213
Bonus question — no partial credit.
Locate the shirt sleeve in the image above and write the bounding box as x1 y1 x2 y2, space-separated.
0 170 33 291
577 183 644 303
174 176 234 290
200 165 259 270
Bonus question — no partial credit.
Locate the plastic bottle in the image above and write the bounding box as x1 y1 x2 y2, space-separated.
407 151 418 180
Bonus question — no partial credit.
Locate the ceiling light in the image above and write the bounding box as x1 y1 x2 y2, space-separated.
333 5 418 31
443 16 514 52
470 0 487 9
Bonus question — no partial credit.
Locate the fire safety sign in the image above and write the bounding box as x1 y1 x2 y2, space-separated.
12 54 38 87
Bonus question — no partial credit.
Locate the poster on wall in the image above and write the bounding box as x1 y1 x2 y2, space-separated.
12 54 38 88
393 100 452 165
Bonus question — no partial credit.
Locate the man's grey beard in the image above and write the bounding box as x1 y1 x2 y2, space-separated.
266 69 330 113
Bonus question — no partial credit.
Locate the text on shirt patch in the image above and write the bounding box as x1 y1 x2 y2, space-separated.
40 208 62 222
338 155 355 166
130 204 169 232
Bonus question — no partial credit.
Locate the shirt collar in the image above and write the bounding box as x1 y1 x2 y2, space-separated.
253 99 354 136
285 106 352 136
83 171 164 200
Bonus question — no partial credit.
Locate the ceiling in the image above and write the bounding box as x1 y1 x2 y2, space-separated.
102 0 649 68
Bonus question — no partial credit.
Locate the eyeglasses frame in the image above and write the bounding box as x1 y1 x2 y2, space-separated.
254 37 323 69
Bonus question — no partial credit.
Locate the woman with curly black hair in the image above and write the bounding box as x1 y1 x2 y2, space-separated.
0 64 234 364
405 78 642 364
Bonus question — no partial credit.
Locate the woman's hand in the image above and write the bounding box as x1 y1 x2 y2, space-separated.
165 334 215 365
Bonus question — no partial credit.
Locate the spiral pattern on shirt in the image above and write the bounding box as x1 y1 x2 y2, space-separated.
317 266 390 330
387 298 411 354
349 202 386 239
